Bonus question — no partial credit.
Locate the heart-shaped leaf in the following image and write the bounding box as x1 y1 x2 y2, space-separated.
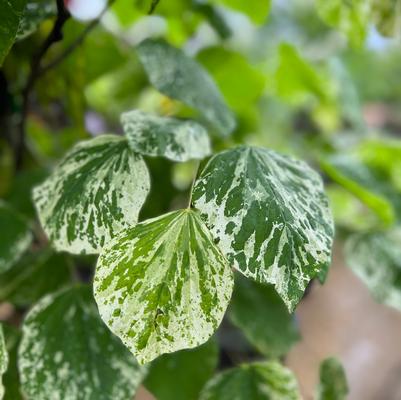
192 146 334 311
33 135 150 254
94 209 233 364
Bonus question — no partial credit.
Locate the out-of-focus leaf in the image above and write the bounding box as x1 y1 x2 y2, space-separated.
193 146 334 311
315 0 371 47
121 110 211 162
345 230 401 311
94 210 234 364
5 169 48 219
0 250 72 306
137 39 236 137
17 0 56 40
372 0 401 38
229 275 300 358
0 141 13 197
317 357 349 400
0 0 27 65
0 202 32 274
32 135 150 254
197 47 265 112
199 361 300 400
145 339 218 400
321 155 399 226
0 324 7 400
211 0 271 25
19 285 147 400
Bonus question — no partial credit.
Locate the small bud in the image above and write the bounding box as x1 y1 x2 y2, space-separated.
64 0 107 21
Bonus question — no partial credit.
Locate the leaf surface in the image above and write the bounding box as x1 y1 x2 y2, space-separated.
94 209 234 364
137 39 236 137
193 146 334 310
229 275 300 357
33 135 150 254
145 339 218 400
19 285 146 400
199 361 300 400
0 202 32 274
317 357 349 400
121 110 211 162
0 325 7 400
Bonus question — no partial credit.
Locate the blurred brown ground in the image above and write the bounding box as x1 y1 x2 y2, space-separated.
286 243 401 400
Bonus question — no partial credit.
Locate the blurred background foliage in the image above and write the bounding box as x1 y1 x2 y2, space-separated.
1 0 401 398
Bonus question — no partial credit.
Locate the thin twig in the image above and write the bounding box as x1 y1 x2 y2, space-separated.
15 0 70 170
40 0 116 75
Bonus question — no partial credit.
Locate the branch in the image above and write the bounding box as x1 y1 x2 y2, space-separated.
15 0 70 170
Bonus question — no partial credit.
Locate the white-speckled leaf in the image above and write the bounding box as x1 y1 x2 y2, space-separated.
199 361 300 400
18 285 146 400
345 230 401 311
94 209 233 364
0 325 8 400
192 146 334 311
121 110 211 162
136 39 236 138
33 135 150 254
0 202 32 274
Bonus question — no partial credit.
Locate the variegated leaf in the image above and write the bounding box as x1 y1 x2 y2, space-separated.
199 361 300 400
0 202 32 274
345 230 401 311
33 135 150 254
0 325 8 400
18 286 146 400
136 39 236 138
192 146 334 311
94 209 233 364
121 110 211 162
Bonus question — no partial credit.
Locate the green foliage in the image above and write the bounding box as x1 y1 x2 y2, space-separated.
0 202 32 273
145 339 218 400
137 39 236 137
345 230 401 311
229 275 300 358
0 0 27 65
317 357 349 400
199 361 300 400
94 209 234 364
372 0 401 37
19 285 146 400
121 109 211 161
33 135 150 254
211 0 271 24
193 146 334 311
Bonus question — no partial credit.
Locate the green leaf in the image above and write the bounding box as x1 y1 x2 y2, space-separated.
145 339 218 400
136 39 236 137
94 209 234 364
321 155 397 226
317 357 349 400
0 0 27 65
199 361 300 400
0 250 72 306
372 0 401 37
0 202 32 274
2 326 22 400
19 285 146 400
0 325 8 400
33 135 150 254
229 275 300 357
17 0 56 40
192 146 334 311
121 110 211 162
315 0 371 47
345 230 401 311
211 0 270 24
197 47 266 112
